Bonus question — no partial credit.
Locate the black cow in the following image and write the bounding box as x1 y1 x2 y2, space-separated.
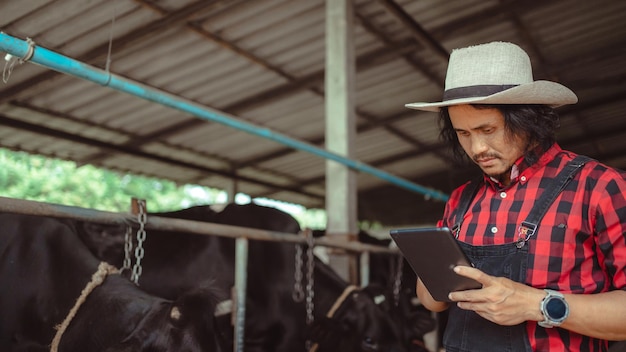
313 229 436 352
360 231 436 352
76 202 407 352
0 212 225 352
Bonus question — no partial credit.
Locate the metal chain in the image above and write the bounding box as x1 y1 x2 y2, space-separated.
130 199 147 285
392 254 404 306
292 242 305 302
121 226 133 272
305 230 315 325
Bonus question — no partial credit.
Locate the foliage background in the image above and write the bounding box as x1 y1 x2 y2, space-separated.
0 148 327 228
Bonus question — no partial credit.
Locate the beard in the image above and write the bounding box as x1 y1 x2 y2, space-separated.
472 152 514 184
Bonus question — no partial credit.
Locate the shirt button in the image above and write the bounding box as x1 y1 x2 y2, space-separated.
520 176 527 182
500 192 507 198
491 227 498 234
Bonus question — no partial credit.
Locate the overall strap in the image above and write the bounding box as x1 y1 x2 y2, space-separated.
517 155 592 247
451 177 482 238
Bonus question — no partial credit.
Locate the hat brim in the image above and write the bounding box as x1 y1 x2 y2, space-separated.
405 81 578 112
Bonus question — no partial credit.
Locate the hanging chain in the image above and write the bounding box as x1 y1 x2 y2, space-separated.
121 226 133 272
305 230 315 325
293 242 305 302
392 254 404 306
130 199 147 285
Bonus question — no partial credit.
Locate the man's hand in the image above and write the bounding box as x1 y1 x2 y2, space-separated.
448 265 544 326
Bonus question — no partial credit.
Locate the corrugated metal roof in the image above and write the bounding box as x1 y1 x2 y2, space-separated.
1 0 625 225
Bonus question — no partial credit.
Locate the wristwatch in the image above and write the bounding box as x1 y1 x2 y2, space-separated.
538 289 569 328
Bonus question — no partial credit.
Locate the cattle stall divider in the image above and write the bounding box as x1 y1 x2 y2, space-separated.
0 196 400 352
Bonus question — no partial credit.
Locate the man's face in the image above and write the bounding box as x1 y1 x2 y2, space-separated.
448 105 527 184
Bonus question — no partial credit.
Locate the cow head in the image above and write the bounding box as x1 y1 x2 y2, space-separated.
390 287 436 352
354 230 437 351
59 278 226 352
309 284 406 352
155 283 227 352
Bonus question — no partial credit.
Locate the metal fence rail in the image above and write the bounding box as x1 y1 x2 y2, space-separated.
0 196 398 254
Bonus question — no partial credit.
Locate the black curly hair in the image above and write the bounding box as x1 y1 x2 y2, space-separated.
438 104 560 165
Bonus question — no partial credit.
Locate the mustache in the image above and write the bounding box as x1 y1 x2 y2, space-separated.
472 152 500 162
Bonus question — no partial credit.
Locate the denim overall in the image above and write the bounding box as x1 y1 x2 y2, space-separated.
443 156 590 352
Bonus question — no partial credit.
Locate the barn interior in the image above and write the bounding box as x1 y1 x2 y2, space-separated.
1 0 626 229
3 3 626 352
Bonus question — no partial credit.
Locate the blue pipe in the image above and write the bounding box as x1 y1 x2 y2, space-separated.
0 32 449 201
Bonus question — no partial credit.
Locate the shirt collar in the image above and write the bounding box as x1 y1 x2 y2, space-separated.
484 143 561 189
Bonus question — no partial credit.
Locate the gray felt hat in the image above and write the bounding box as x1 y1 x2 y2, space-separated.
405 41 578 112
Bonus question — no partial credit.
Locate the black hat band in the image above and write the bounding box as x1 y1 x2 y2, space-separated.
443 84 518 101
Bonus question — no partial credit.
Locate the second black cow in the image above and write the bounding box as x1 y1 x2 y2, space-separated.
77 202 408 352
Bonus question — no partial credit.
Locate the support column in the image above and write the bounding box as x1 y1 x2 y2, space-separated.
225 167 238 204
325 0 358 283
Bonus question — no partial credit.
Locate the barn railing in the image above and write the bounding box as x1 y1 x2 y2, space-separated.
0 196 397 253
0 196 400 352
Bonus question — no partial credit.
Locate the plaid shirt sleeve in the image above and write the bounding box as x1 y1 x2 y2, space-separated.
586 163 626 290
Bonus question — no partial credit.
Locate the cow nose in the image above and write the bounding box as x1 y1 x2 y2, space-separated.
361 337 378 350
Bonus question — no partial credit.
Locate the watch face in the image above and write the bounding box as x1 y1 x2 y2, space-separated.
546 296 567 320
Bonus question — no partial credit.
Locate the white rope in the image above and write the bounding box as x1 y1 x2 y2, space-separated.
325 285 359 318
102 0 117 86
308 285 359 352
50 262 119 352
105 0 116 73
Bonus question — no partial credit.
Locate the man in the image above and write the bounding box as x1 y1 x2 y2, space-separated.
405 41 626 351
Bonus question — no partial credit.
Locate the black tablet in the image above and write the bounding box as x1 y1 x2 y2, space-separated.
389 227 481 302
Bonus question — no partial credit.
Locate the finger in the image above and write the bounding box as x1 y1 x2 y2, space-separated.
447 266 487 302
449 287 484 303
453 265 492 285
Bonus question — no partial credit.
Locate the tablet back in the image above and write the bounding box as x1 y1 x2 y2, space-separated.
389 227 481 302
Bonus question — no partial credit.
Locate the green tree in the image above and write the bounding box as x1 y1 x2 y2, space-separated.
0 148 329 229
0 148 221 212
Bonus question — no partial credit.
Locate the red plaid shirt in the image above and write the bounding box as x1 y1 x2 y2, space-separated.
438 144 626 351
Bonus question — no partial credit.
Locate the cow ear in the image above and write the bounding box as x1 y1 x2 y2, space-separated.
169 306 183 325
75 221 126 263
170 282 222 329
